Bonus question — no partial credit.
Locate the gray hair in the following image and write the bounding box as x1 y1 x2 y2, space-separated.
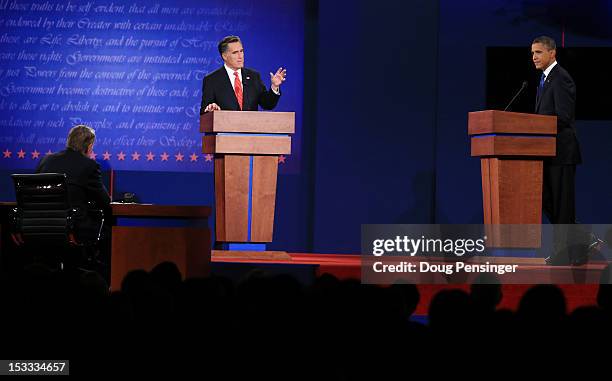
66 125 95 156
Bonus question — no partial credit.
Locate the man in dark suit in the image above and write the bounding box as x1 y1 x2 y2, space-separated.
36 125 111 243
200 35 286 113
531 36 589 265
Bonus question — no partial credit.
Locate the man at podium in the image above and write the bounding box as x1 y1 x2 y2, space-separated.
531 36 586 264
200 35 287 113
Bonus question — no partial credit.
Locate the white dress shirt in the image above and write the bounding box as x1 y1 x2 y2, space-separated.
224 64 242 90
543 60 557 80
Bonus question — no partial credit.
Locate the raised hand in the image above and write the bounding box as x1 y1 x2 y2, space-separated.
270 67 287 91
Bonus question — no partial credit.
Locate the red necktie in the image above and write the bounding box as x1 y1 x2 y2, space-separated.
233 71 243 110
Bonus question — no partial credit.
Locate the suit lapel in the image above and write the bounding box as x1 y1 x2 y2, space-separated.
536 65 558 112
241 68 252 110
218 67 241 110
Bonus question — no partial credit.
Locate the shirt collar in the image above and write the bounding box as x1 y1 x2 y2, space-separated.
224 64 241 78
543 60 557 78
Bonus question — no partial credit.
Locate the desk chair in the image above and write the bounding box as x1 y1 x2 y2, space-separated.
9 173 104 271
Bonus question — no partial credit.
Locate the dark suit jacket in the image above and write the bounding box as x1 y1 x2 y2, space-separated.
200 66 280 113
36 148 111 224
535 63 582 165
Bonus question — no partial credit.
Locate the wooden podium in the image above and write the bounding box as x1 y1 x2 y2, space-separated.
201 111 294 259
468 110 556 248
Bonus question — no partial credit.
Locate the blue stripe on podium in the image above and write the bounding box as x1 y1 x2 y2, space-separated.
223 243 266 251
247 155 253 241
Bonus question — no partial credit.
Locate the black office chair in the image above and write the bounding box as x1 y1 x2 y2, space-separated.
9 173 104 269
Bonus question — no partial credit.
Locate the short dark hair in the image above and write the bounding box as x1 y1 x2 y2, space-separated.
532 36 556 51
218 35 241 55
66 125 95 156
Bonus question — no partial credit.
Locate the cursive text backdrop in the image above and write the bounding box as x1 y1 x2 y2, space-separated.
0 0 304 172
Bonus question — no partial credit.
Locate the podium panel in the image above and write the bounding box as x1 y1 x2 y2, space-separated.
202 111 294 250
469 110 556 248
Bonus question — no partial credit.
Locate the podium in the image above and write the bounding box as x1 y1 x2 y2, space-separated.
201 111 294 258
468 110 556 247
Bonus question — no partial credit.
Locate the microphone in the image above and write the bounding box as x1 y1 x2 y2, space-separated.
503 80 528 111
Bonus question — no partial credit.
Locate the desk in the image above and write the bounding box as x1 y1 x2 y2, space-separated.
0 202 212 290
110 203 212 290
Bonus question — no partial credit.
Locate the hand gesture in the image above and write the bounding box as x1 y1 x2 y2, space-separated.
270 67 287 91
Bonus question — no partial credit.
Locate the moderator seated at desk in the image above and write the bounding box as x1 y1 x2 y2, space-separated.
0 202 212 291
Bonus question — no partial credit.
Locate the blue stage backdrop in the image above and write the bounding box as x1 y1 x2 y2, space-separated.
0 0 304 172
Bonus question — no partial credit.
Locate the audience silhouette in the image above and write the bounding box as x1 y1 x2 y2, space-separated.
1 256 612 376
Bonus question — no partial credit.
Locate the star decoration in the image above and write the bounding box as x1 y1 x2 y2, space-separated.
160 152 169 161
204 154 213 162
3 149 11 158
17 149 26 159
175 152 184 162
131 151 141 161
102 151 111 161
278 155 286 164
31 150 40 159
117 151 126 161
88 151 97 160
46 150 53 156
146 152 155 161
189 153 198 162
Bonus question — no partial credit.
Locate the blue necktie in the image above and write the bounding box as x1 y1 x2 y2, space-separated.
537 73 545 99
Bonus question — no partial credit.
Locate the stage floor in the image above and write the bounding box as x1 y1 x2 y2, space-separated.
212 253 608 315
